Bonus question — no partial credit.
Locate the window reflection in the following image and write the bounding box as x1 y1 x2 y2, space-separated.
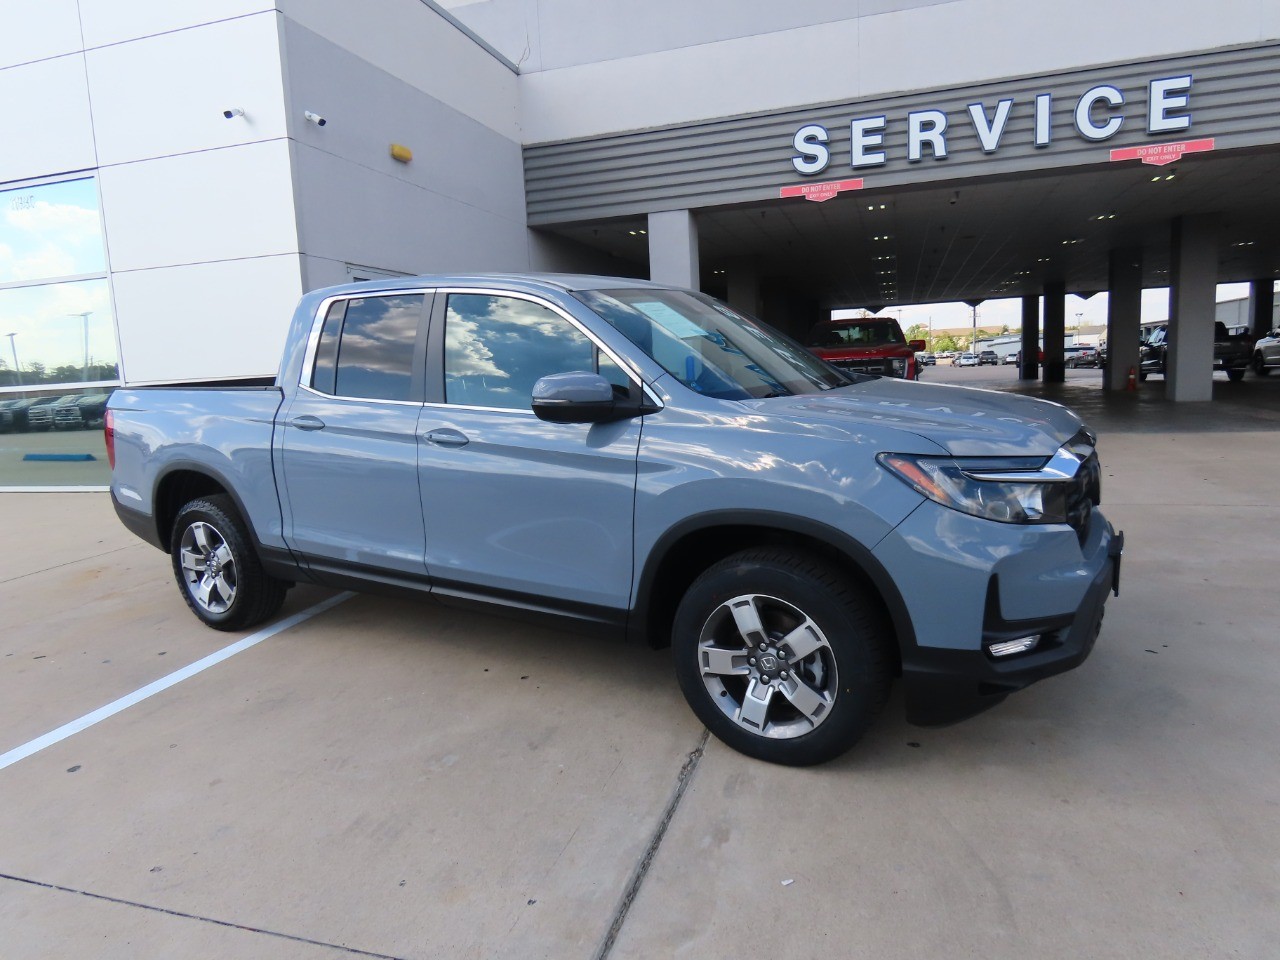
444 294 594 409
1 179 107 284
332 295 423 402
0 279 118 391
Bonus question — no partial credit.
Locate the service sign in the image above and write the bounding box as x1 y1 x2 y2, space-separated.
788 75 1206 177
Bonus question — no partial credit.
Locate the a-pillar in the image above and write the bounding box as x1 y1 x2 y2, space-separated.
647 210 700 290
1042 281 1066 383
1105 248 1143 391
1019 295 1039 379
1168 214 1220 402
1249 278 1276 339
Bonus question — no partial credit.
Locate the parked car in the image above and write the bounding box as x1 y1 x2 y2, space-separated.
955 352 979 366
805 316 925 380
1065 346 1100 368
978 350 999 366
0 398 43 432
0 399 18 433
1253 329 1280 376
1001 352 1019 365
1140 322 1251 381
54 393 111 430
107 275 1121 767
25 395 78 431
918 352 936 366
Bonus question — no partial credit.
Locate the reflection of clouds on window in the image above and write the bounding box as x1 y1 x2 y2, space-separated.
0 279 118 389
333 295 422 402
445 294 593 409
0 179 107 284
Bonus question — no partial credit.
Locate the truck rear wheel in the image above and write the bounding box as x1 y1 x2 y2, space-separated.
1227 368 1245 382
170 495 286 631
1255 354 1271 376
672 548 892 766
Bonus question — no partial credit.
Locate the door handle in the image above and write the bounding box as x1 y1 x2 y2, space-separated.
423 428 469 448
289 415 326 431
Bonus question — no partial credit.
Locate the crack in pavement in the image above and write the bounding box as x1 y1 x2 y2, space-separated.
0 871 411 959
592 729 710 960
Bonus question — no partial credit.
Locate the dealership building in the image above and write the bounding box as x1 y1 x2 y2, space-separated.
3 0 1279 403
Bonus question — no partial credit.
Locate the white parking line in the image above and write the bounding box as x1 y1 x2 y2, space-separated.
0 592 353 771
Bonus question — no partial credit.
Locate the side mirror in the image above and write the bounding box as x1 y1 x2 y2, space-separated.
909 339 927 352
531 372 653 424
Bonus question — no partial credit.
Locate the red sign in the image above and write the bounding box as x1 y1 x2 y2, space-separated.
1109 137 1215 167
779 178 865 202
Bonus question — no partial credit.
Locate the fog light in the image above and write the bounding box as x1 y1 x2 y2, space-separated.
988 635 1040 657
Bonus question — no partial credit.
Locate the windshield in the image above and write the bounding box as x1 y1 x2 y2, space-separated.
575 289 853 400
806 319 905 348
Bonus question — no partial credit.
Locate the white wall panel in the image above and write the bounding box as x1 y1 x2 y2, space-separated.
292 144 529 278
78 0 274 49
518 0 1280 144
278 0 519 141
0 0 82 69
86 12 286 167
113 254 303 383
0 56 96 185
98 140 299 273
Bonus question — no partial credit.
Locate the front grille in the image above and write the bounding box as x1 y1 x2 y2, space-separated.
830 358 903 377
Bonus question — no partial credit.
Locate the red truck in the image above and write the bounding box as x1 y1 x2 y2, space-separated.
805 316 926 380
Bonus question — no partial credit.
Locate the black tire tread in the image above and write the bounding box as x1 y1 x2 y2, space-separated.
171 495 286 631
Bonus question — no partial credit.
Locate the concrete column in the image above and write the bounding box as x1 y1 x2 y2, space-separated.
726 261 762 318
647 210 700 290
1168 214 1220 402
1019 295 1039 379
1043 281 1066 383
1105 248 1143 392
1249 279 1276 339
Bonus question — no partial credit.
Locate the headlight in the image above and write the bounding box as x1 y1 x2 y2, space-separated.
889 357 906 377
877 452 1070 524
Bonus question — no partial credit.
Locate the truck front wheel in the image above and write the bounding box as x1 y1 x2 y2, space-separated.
1227 368 1246 382
672 548 892 766
170 495 286 631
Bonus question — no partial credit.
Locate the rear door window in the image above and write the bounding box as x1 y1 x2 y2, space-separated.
311 294 425 402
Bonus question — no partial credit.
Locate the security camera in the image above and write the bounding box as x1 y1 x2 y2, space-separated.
304 110 327 127
222 107 245 119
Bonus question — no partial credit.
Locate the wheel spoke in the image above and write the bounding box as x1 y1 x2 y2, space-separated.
778 676 828 723
213 544 234 569
194 576 214 607
191 524 212 552
737 678 774 730
213 574 236 604
180 548 205 573
700 644 750 676
779 619 824 661
728 597 767 647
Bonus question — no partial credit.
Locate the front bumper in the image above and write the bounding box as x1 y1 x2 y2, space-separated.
869 484 1122 727
898 527 1123 726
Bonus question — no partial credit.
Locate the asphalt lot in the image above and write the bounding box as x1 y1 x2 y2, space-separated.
3 373 1279 959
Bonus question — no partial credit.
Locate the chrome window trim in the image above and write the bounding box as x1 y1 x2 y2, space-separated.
436 287 664 411
299 288 433 402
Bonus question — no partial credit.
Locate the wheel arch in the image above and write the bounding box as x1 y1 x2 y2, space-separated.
630 510 914 671
153 463 257 553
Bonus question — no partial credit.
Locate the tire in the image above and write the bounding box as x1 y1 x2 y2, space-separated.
1255 354 1271 376
1226 368 1245 382
672 548 892 766
170 495 286 631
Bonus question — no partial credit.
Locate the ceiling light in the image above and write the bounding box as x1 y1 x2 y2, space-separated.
1233 240 1256 247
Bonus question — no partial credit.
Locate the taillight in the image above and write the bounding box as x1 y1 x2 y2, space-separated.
104 409 116 470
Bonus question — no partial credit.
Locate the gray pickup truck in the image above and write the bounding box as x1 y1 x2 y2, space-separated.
107 275 1122 765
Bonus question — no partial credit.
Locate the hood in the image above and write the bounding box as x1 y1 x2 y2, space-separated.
747 378 1086 457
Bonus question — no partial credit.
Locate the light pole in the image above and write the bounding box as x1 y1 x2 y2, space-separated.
69 312 91 382
5 332 21 392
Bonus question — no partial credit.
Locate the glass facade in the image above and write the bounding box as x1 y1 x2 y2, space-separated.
0 178 119 393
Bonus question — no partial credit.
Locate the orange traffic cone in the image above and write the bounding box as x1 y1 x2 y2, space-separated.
1126 365 1137 391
